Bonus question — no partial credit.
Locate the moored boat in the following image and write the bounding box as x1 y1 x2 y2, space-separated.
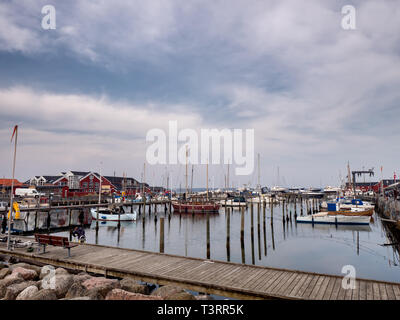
172 201 220 214
325 202 374 216
297 212 371 225
90 207 137 221
219 196 247 207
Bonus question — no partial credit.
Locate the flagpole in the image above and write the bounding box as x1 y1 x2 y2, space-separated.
7 126 18 250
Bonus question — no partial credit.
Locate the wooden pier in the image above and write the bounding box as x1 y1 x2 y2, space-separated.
1 236 400 300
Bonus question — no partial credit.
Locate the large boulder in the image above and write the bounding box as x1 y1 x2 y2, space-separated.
11 267 37 281
195 294 214 300
65 281 105 300
0 268 10 280
4 281 37 300
65 282 87 299
16 286 39 300
28 289 57 300
52 275 74 298
151 285 185 299
166 291 196 300
10 263 41 275
68 297 91 300
82 277 120 298
55 268 69 275
106 289 163 300
72 273 92 285
120 278 149 295
40 274 74 298
0 274 24 298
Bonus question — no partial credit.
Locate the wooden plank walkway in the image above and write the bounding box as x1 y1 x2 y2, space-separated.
1 236 400 300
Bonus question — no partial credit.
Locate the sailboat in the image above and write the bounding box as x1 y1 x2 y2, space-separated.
172 153 220 214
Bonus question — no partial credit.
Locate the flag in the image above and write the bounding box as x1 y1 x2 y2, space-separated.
11 125 18 142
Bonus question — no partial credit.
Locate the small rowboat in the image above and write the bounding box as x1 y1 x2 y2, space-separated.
90 208 137 221
297 212 371 225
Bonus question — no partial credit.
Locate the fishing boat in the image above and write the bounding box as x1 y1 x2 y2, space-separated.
296 212 371 225
218 196 247 207
172 149 220 214
337 199 375 211
90 207 137 221
172 201 220 213
325 201 374 216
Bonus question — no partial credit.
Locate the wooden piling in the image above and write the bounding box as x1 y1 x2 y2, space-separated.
226 209 230 262
206 212 210 259
160 217 164 253
241 206 245 264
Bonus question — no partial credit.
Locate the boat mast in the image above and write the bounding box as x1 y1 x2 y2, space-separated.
227 163 230 191
7 125 18 250
143 162 146 196
98 163 102 204
257 153 260 191
190 165 194 194
206 160 209 201
185 145 188 198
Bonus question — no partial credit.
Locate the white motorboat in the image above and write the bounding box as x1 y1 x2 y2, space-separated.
296 212 371 225
90 207 137 221
270 186 288 193
321 198 374 211
219 197 247 207
247 196 273 204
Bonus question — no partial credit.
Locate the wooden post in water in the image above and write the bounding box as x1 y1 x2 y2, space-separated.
270 200 274 221
257 202 261 261
240 206 245 264
301 197 304 216
251 203 255 265
226 208 230 262
282 200 285 224
206 212 210 259
263 200 267 256
160 217 164 253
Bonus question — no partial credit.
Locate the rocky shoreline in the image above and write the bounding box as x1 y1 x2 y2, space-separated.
0 258 214 300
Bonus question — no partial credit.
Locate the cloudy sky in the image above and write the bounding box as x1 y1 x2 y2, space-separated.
0 0 399 188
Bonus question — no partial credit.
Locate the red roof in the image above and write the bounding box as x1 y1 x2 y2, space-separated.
0 179 22 187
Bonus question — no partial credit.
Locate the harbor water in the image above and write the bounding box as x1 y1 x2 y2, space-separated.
49 202 400 284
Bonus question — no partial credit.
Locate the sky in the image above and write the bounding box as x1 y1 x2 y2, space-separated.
0 0 399 189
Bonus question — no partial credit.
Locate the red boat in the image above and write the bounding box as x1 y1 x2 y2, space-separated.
172 201 220 214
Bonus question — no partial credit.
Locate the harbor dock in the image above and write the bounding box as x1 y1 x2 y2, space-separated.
1 235 400 300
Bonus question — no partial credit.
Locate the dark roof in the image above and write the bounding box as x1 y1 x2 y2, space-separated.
104 176 139 184
70 171 91 176
42 175 63 183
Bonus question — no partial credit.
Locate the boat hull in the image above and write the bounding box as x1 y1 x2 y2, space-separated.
297 214 371 225
172 202 220 213
328 208 374 216
90 208 137 221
